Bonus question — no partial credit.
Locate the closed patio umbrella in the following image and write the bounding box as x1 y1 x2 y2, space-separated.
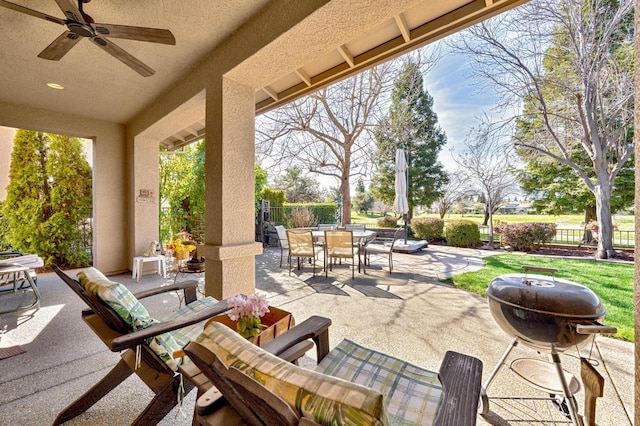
393 148 409 243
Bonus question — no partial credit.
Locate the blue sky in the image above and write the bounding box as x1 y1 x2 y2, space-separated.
423 47 498 171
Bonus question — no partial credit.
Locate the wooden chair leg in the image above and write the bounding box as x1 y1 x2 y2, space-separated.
132 375 195 425
53 358 134 425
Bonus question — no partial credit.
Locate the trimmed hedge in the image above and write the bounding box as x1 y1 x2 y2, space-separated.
497 222 557 252
410 217 444 241
377 216 399 228
445 220 481 248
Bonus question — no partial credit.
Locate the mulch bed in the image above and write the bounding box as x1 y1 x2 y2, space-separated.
525 246 634 262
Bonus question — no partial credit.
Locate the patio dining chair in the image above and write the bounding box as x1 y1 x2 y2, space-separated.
344 223 366 231
324 229 362 279
184 321 483 426
286 230 318 276
317 223 337 230
275 225 290 268
363 227 404 274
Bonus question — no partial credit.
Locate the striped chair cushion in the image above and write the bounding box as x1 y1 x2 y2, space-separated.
317 339 443 425
197 322 388 426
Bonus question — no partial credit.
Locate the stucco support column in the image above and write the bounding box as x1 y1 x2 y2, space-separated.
132 135 160 264
201 77 262 299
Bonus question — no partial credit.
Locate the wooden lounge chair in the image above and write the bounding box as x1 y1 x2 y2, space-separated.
184 321 484 426
52 266 332 425
52 266 232 425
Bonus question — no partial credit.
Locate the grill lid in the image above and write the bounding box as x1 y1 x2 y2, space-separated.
487 274 605 318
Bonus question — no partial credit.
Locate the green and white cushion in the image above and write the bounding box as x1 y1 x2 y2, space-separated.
77 267 156 330
151 296 219 370
77 267 220 371
317 339 443 425
196 322 389 426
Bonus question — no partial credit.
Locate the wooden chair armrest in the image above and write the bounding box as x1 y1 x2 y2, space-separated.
261 316 332 362
110 299 230 351
132 280 199 300
433 351 483 426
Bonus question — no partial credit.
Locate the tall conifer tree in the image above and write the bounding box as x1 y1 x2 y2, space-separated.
371 59 448 220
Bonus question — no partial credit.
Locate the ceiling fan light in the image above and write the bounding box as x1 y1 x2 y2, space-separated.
47 83 64 90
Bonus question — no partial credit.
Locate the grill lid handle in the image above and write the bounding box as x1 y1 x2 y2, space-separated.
522 265 558 276
576 323 617 335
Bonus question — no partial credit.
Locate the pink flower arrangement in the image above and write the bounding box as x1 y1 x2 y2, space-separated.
227 293 270 339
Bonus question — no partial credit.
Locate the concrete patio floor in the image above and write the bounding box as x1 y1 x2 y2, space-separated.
0 245 633 425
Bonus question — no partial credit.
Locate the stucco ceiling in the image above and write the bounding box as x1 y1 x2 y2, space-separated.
0 0 525 149
0 0 269 124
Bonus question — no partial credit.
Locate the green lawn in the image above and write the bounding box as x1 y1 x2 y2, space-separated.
445 253 634 342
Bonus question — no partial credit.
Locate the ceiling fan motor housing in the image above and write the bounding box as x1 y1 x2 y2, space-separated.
67 21 94 38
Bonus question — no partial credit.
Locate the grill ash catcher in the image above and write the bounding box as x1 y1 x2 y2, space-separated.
480 266 617 426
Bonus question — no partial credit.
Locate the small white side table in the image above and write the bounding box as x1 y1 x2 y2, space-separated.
132 255 167 282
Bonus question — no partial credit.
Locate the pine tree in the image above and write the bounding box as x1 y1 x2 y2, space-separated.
43 134 93 266
371 59 448 220
4 130 49 254
3 130 92 266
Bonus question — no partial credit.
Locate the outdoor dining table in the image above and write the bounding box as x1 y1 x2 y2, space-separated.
0 263 41 314
311 229 376 274
310 229 376 245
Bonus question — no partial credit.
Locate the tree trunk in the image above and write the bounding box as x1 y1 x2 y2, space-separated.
482 208 489 226
583 205 597 243
594 184 615 259
340 173 351 226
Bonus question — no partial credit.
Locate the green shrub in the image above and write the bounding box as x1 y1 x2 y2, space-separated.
410 217 444 241
445 220 481 247
284 203 337 225
497 223 557 252
377 216 399 228
0 201 12 252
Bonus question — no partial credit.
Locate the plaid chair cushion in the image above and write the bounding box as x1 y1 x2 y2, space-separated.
196 322 388 426
317 339 443 425
152 296 219 370
77 268 155 330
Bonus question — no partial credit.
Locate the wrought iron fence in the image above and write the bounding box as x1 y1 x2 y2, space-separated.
479 226 634 248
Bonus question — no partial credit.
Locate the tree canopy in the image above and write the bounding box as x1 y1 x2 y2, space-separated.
4 130 92 266
371 59 448 220
449 0 634 258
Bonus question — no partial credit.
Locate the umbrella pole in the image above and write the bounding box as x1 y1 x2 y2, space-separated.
403 213 408 244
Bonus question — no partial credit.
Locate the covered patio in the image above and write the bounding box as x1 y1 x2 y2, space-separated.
0 0 638 423
0 245 633 425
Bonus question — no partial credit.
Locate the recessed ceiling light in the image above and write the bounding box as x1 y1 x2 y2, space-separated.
46 83 64 90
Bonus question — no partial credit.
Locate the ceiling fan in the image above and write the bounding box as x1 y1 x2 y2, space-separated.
0 0 176 77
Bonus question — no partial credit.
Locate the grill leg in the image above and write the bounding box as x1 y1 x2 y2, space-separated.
479 337 519 415
551 352 583 426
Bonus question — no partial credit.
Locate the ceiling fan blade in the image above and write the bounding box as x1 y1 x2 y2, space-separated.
0 0 65 25
55 0 86 24
90 36 155 77
38 31 82 60
93 23 176 45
